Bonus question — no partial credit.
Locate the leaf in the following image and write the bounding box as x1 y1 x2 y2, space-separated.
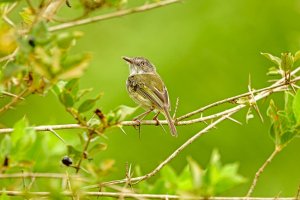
11 117 27 144
280 131 297 145
58 53 91 80
280 52 294 71
0 190 8 200
88 143 107 156
214 163 246 195
67 145 82 161
284 92 296 124
59 90 74 107
261 52 281 66
56 31 84 49
78 94 102 113
201 149 245 196
267 99 279 123
52 81 66 96
77 88 93 100
177 165 193 191
19 7 34 25
294 50 300 62
65 78 79 97
29 21 50 45
11 117 36 156
293 89 300 123
0 135 11 158
187 156 203 189
160 165 178 184
110 105 138 122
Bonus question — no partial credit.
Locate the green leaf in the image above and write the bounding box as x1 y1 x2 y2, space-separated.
280 52 294 71
280 131 297 145
109 105 138 122
30 21 50 45
214 163 246 195
77 88 93 100
58 53 91 80
19 7 34 25
201 149 245 196
0 190 8 200
59 91 74 107
177 165 193 191
187 156 203 189
11 117 27 144
267 100 279 122
261 52 281 66
160 165 178 184
56 31 83 49
67 145 82 161
0 135 11 158
11 117 36 155
88 143 107 156
78 94 101 113
294 50 300 62
293 89 300 123
52 81 66 96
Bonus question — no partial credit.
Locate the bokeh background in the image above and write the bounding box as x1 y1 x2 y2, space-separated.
2 0 300 196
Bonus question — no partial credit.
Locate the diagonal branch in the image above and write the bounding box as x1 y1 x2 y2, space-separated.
0 74 299 134
177 67 300 121
246 147 282 198
0 190 297 199
49 0 182 32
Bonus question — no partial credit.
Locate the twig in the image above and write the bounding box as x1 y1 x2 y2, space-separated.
177 67 300 121
49 0 182 32
296 183 300 200
36 0 66 22
0 88 29 115
100 112 241 187
75 132 93 173
0 76 300 134
87 66 297 189
246 147 282 198
0 190 297 199
0 47 19 63
0 172 86 181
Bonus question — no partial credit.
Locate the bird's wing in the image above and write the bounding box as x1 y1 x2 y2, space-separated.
132 73 170 111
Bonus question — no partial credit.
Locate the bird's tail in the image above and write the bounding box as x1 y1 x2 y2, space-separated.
163 107 177 137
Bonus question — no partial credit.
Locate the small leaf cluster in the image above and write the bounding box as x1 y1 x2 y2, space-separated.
1 21 90 97
136 150 245 197
267 91 300 148
262 51 300 77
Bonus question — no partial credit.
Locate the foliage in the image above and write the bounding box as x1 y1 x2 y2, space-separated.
136 150 245 197
0 0 300 199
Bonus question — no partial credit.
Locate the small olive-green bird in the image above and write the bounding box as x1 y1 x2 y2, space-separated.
123 56 177 137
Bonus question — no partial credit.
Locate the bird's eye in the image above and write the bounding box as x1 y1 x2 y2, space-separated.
140 61 146 66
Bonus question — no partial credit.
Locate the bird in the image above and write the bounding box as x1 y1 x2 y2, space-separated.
123 56 177 137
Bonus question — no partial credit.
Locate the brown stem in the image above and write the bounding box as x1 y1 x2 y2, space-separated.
246 147 282 198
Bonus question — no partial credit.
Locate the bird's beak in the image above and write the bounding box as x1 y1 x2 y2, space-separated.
122 56 133 64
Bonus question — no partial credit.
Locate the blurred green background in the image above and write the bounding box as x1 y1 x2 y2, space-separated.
2 0 300 196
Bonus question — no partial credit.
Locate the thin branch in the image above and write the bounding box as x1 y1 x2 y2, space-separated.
246 147 282 198
49 0 182 32
0 172 86 181
0 88 29 115
0 47 19 63
0 76 300 134
0 190 296 199
86 66 297 189
177 67 300 121
99 112 240 187
36 0 66 22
